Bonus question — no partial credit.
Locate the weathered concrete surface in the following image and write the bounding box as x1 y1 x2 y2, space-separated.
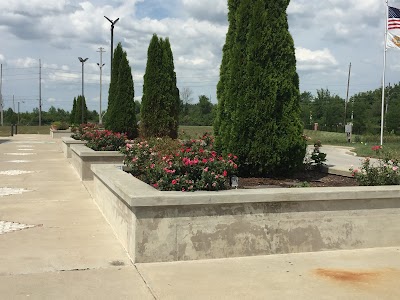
137 247 400 300
61 136 86 158
0 135 153 299
0 267 153 300
92 164 400 263
70 144 123 180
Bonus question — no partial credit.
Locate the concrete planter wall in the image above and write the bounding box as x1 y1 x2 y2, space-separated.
70 144 123 181
91 164 400 263
61 137 87 158
50 128 72 139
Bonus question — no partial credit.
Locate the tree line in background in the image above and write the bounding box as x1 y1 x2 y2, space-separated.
300 83 400 135
3 82 400 138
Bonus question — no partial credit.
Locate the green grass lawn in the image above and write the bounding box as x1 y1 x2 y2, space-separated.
0 125 50 137
178 125 213 139
305 129 400 158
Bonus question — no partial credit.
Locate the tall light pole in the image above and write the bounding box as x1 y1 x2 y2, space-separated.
97 47 105 125
78 57 88 124
104 16 119 79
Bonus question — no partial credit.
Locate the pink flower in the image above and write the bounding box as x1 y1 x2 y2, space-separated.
150 164 155 169
202 158 208 163
223 170 228 177
393 166 398 171
153 183 159 188
172 179 177 185
203 167 209 172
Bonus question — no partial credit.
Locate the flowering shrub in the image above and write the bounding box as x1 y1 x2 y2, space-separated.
350 145 400 185
121 134 238 191
83 130 127 151
70 123 101 140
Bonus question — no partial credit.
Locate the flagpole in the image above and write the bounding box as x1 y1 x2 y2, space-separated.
381 0 388 146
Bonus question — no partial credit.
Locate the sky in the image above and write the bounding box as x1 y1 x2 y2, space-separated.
0 0 399 114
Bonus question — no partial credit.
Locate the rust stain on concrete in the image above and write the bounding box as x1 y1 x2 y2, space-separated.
314 268 391 283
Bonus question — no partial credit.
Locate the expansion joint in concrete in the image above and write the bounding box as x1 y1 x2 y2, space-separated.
134 265 158 300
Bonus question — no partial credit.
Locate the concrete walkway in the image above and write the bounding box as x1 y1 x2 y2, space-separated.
0 134 399 299
309 145 379 176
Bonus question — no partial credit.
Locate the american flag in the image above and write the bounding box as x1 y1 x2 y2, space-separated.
388 6 400 30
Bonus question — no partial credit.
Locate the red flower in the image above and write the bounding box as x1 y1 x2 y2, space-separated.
172 179 177 185
223 170 228 177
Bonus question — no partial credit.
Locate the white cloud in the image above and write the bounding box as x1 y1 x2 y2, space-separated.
296 47 338 71
10 57 38 68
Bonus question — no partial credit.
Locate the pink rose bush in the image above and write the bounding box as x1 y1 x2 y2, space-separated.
71 123 101 140
349 145 400 185
71 123 127 151
82 130 127 151
121 134 238 191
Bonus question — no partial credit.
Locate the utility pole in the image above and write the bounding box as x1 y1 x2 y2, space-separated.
13 95 15 112
0 64 3 126
344 62 351 125
39 59 42 126
97 47 106 125
18 101 20 125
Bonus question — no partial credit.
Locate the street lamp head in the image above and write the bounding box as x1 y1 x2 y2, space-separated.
78 57 88 63
104 16 119 25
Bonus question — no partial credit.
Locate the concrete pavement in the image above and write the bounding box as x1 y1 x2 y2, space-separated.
310 145 378 176
0 134 399 299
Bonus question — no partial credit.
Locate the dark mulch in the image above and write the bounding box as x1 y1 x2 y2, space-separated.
238 170 358 189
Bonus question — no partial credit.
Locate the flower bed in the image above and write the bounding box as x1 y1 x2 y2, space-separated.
68 123 126 180
61 137 87 158
91 163 400 263
120 134 238 191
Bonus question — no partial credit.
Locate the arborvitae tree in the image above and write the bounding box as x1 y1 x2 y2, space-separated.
82 95 88 123
75 96 82 124
70 97 77 124
141 34 180 138
74 95 88 124
215 0 306 176
107 50 137 138
105 42 124 129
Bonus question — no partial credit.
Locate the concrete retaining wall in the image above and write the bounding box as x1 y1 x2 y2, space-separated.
61 137 87 158
70 145 123 181
50 129 72 139
91 164 400 263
